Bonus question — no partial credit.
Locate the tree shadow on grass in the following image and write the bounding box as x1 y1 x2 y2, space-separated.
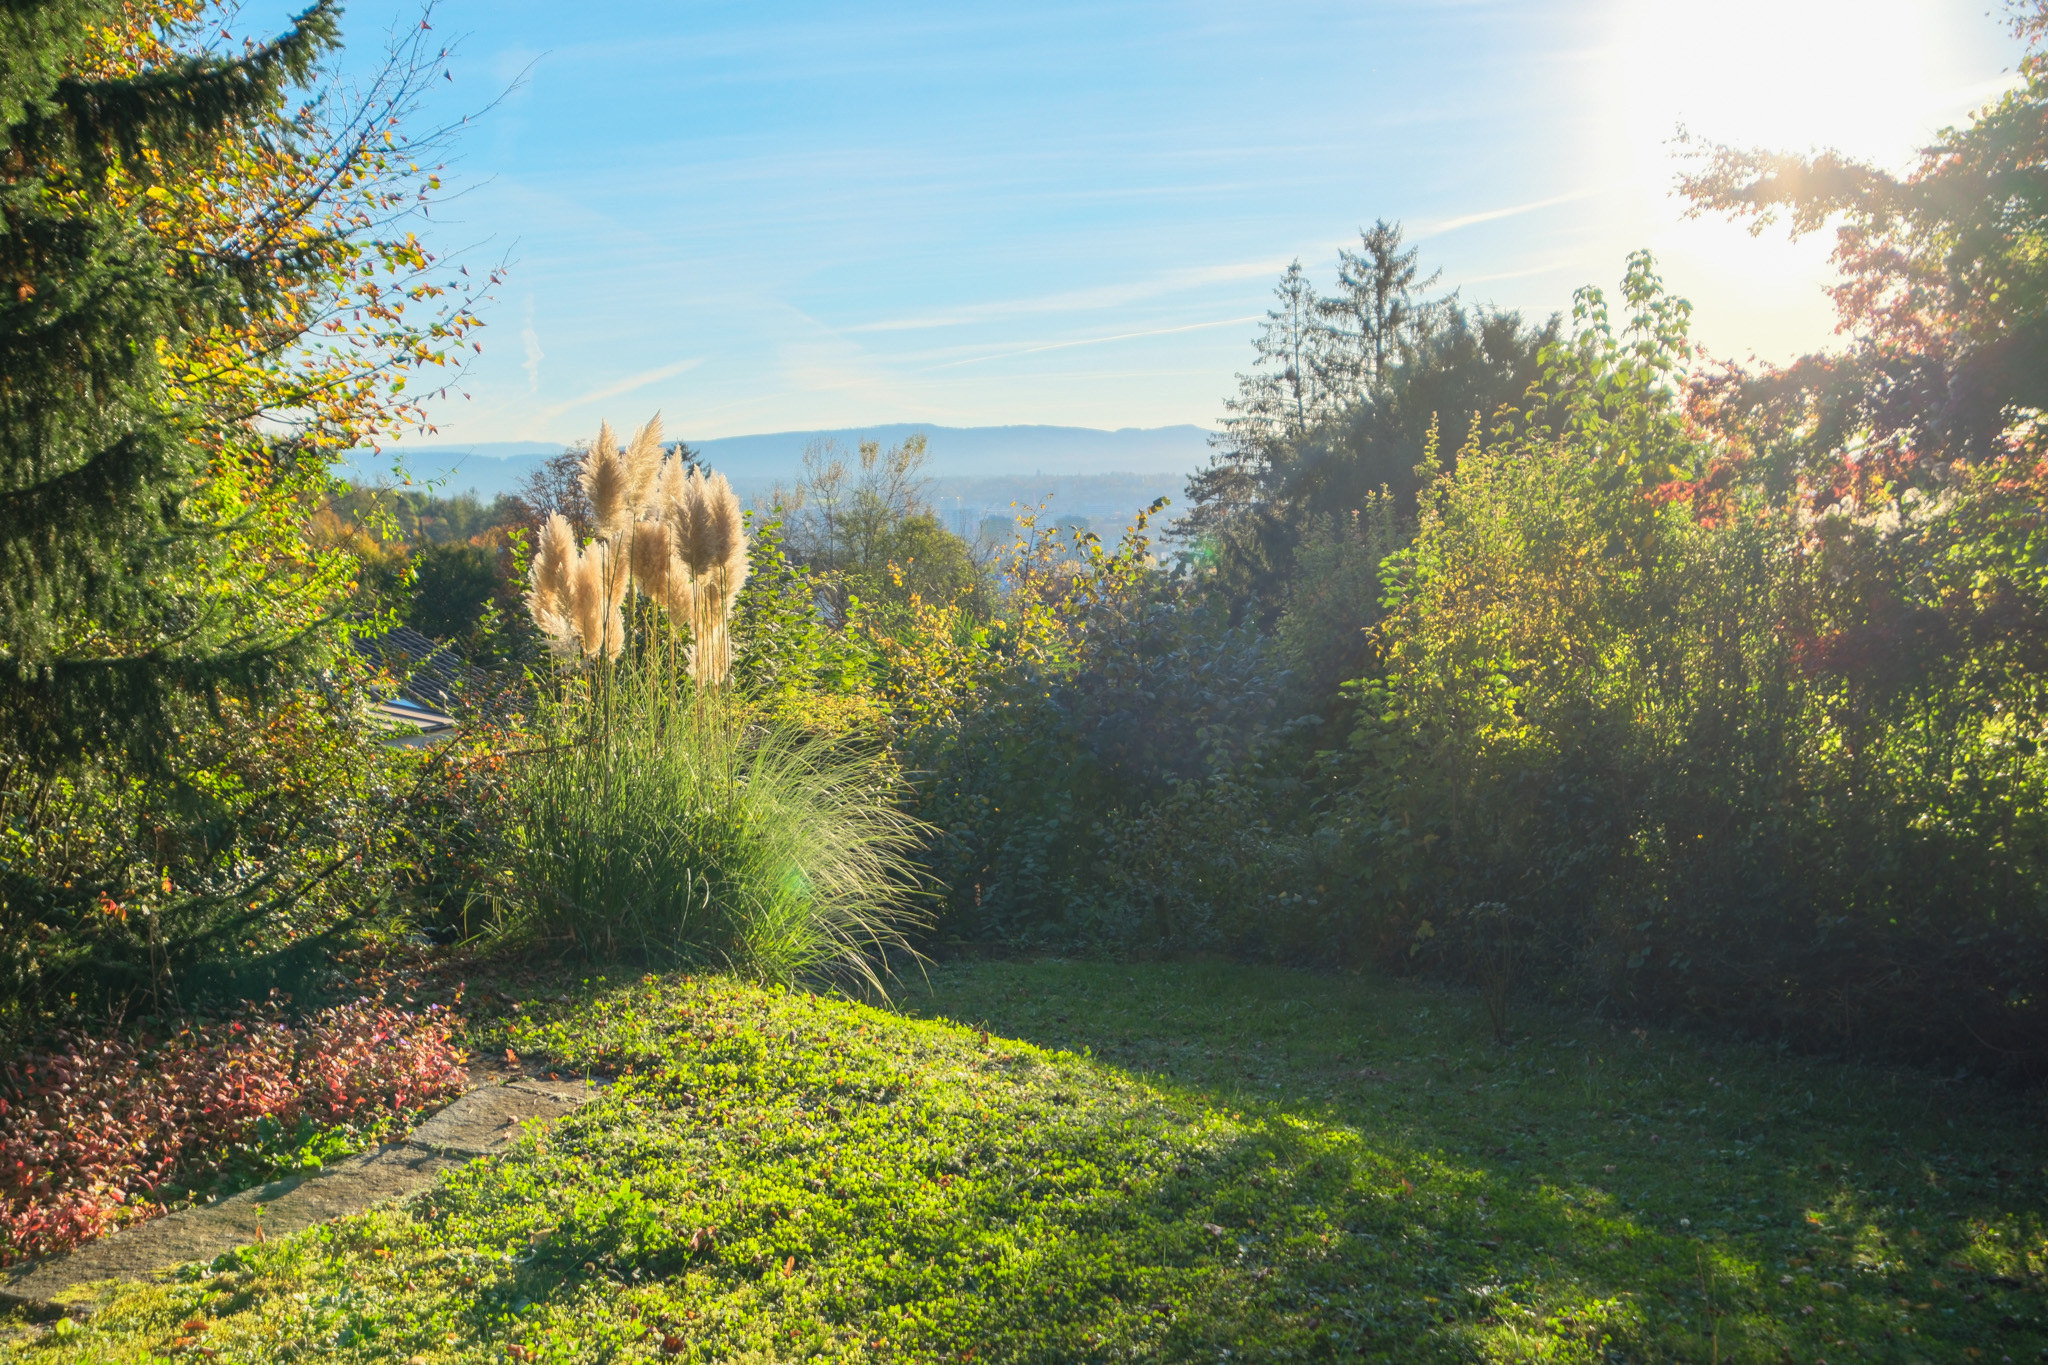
137 963 2042 1365
901 958 2048 1363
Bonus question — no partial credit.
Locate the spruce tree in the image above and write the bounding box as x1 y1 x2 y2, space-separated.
0 0 338 772
1324 219 1439 394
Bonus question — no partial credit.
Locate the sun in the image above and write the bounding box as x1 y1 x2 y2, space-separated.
1583 0 2004 365
1616 0 1944 169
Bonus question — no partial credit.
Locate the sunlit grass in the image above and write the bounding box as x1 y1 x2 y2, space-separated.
9 962 2044 1362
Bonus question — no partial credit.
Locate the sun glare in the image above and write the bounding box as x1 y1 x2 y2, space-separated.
1618 0 1941 166
1595 0 1997 363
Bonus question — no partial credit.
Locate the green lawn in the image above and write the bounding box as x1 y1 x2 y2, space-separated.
8 960 2047 1362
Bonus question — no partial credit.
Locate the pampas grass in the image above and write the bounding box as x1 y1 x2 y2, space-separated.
528 414 749 684
498 661 928 990
507 413 919 988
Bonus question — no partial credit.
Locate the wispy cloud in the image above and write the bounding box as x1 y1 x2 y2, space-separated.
540 357 704 420
1928 72 2025 116
520 298 545 393
1420 188 1603 238
931 316 1263 370
851 262 1284 333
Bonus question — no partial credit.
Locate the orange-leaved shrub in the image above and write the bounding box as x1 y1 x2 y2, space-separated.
0 1000 466 1266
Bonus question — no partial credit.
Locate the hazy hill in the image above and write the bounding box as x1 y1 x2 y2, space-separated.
344 423 1214 500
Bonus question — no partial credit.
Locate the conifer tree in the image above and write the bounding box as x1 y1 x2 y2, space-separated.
1180 260 1340 579
1323 219 1440 394
1222 259 1339 453
0 0 339 771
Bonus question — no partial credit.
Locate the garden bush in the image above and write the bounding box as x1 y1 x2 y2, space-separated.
903 507 1318 955
1321 261 2048 1069
0 658 452 1035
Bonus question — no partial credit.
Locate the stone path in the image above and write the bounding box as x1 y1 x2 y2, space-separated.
0 1073 602 1320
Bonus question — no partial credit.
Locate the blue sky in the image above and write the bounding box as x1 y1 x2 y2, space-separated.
325 0 2023 447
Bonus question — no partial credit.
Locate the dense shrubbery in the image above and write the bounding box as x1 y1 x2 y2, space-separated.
824 6 2048 1075
0 660 450 1032
886 505 1309 955
1322 271 2048 1062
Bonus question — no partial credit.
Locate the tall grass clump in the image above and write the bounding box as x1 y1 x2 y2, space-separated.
499 415 928 991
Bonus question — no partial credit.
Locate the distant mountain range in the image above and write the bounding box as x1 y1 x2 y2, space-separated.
343 423 1216 500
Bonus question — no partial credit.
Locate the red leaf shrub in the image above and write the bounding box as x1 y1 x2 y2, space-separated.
0 1000 467 1266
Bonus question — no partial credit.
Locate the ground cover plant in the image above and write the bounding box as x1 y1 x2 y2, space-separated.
0 999 467 1268
11 960 2045 1362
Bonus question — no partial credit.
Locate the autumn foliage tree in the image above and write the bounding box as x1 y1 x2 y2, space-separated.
1678 1 2048 471
0 1 496 1024
0 0 492 773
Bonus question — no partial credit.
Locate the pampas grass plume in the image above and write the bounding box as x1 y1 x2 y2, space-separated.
600 537 631 614
662 554 693 621
531 514 577 612
680 467 717 576
563 544 624 659
570 546 607 657
702 471 745 582
623 413 664 515
603 600 627 659
657 455 690 545
526 513 581 656
630 518 675 599
581 422 631 538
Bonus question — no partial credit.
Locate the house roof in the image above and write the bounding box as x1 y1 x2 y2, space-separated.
353 624 489 711
373 695 458 747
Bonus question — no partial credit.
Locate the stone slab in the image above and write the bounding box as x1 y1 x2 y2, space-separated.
506 1075 607 1105
0 1145 466 1318
405 1082 584 1158
0 1076 606 1320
